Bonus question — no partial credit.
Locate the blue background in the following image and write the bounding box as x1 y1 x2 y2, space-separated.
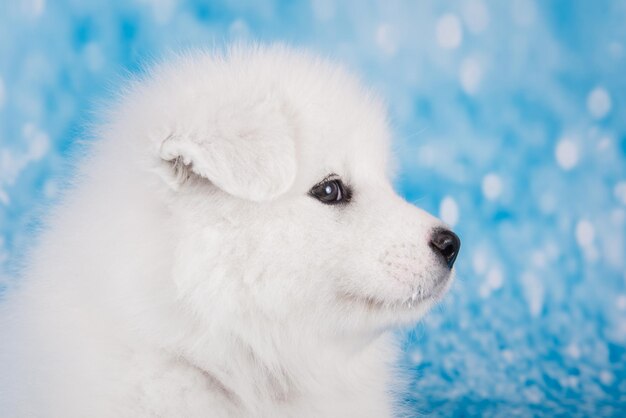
1 1 625 416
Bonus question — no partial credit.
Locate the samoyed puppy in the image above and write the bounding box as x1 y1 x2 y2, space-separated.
0 45 460 418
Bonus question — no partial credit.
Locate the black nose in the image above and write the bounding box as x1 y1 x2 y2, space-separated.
430 228 461 269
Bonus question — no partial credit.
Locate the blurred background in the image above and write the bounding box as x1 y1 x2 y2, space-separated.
1 0 625 416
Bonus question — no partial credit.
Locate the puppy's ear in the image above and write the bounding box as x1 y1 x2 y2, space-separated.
158 98 297 202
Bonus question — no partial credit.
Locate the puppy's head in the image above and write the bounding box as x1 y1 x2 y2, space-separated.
129 46 460 337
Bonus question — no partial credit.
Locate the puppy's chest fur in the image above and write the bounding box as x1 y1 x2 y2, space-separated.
115 338 397 418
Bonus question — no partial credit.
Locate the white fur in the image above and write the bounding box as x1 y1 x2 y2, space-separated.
0 45 455 418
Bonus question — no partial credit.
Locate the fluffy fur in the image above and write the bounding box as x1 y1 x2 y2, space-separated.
0 45 456 417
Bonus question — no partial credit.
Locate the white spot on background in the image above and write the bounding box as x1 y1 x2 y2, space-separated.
375 23 397 56
524 385 543 404
616 295 626 310
0 149 25 186
83 42 105 72
539 192 557 214
511 0 537 27
555 138 579 170
139 0 176 24
26 128 50 161
43 180 58 199
436 14 463 49
521 271 543 317
472 248 488 275
544 241 560 260
410 350 423 364
583 245 600 263
417 144 436 167
615 319 626 342
597 135 612 151
613 181 626 206
462 0 489 33
565 343 581 359
0 124 50 188
22 0 46 17
575 220 595 248
478 282 490 298
459 57 483 94
501 349 514 363
600 371 615 386
531 250 547 268
564 376 579 388
481 172 502 200
0 188 9 206
311 0 335 22
229 19 250 39
604 234 624 269
0 252 6 268
611 208 626 225
0 76 5 109
486 266 504 289
609 41 624 59
480 265 504 298
440 196 459 226
587 87 612 120
33 0 45 16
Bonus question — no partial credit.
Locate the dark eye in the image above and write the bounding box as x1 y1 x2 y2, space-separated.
310 177 351 205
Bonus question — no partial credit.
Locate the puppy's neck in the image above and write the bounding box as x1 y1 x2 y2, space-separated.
175 321 395 414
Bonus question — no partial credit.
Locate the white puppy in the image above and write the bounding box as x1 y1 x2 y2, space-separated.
0 45 460 418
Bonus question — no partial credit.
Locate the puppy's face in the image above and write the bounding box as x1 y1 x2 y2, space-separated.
140 48 459 337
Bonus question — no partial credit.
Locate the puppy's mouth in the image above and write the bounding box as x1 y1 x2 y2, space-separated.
338 275 451 311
